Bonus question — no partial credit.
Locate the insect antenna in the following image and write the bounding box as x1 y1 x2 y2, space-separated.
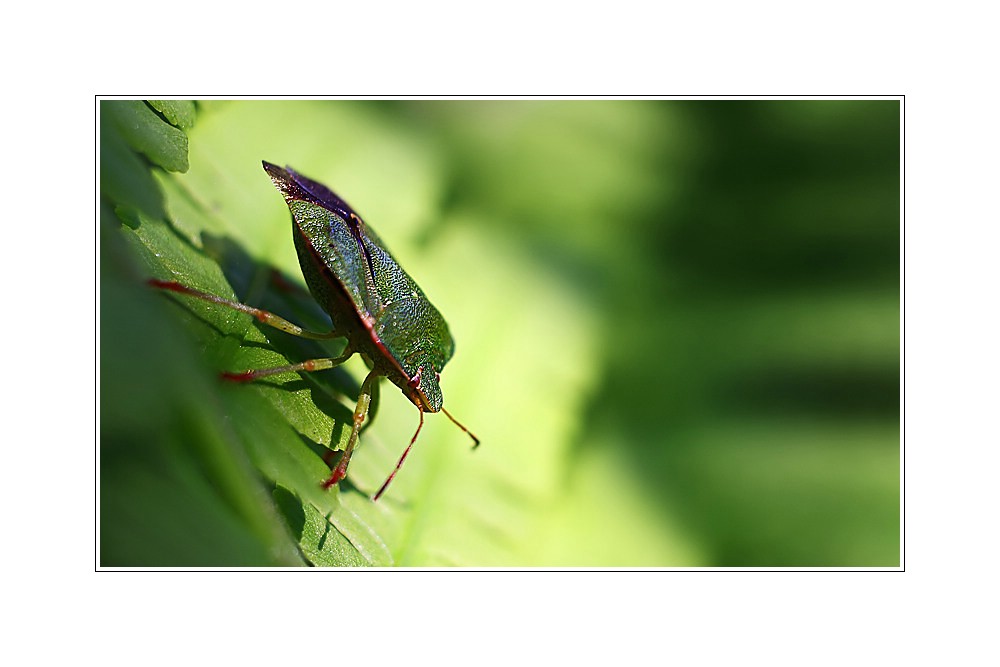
443 408 480 448
372 410 425 502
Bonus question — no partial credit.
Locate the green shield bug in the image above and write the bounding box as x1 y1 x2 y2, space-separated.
150 161 478 501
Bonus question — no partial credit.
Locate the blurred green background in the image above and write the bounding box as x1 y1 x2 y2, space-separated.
100 99 900 567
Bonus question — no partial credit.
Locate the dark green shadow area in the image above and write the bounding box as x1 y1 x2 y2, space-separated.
581 101 900 566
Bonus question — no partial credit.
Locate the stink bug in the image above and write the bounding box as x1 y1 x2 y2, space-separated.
150 161 478 500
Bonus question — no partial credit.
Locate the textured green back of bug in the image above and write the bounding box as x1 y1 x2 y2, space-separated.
289 199 455 385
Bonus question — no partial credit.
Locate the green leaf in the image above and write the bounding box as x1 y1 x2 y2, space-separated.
101 211 304 566
148 100 197 130
103 100 189 172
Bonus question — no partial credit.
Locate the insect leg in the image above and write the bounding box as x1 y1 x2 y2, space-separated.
222 347 355 382
323 369 381 489
149 279 338 340
360 374 380 434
